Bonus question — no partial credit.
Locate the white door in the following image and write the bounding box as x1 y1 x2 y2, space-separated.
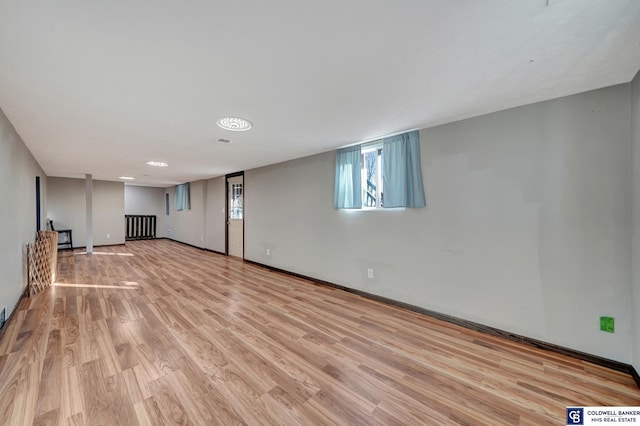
227 175 244 258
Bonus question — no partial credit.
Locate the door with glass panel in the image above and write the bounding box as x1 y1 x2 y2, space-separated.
226 174 244 258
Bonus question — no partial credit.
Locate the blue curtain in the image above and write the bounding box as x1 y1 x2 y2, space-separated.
334 145 362 209
383 130 426 208
175 183 191 211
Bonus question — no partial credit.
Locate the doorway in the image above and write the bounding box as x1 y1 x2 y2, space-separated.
35 176 41 231
226 173 244 258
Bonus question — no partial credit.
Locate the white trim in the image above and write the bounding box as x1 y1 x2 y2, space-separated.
344 207 405 213
336 128 420 150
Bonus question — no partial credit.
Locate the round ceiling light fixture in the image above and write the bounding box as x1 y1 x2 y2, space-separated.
146 161 168 167
216 116 253 131
119 176 135 180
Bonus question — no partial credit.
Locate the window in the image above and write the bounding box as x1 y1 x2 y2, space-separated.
230 183 243 219
361 142 383 208
334 130 425 209
175 183 191 211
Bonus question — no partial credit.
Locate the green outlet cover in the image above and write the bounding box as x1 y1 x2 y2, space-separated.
600 316 614 333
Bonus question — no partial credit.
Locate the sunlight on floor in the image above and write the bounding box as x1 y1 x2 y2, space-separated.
52 282 140 290
72 252 135 256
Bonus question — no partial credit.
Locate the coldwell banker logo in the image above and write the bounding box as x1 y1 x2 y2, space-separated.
566 407 584 425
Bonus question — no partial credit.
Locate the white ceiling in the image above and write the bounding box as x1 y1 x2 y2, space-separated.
1 0 639 187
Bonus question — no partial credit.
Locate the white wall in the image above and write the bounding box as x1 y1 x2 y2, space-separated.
47 177 85 246
124 185 166 238
0 107 46 317
163 177 228 253
205 177 225 253
48 177 125 247
632 71 640 372
166 180 206 247
93 180 125 245
245 84 634 363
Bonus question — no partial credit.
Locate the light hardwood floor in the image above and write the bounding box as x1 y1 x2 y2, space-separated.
0 239 638 425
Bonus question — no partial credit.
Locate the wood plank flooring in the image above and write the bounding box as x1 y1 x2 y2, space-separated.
0 239 638 425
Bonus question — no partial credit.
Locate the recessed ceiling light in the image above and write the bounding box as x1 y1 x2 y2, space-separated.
217 117 253 131
218 138 232 144
119 176 135 180
146 161 168 167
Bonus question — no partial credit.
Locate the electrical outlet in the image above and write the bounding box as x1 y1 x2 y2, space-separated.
367 268 374 279
266 249 270 256
106 233 110 239
600 316 614 333
200 235 204 242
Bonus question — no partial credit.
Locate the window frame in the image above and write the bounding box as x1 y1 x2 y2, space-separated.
361 141 384 210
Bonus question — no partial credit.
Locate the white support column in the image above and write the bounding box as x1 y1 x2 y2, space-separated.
86 174 93 254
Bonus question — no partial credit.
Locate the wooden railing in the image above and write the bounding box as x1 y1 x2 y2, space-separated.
27 230 58 296
366 180 378 207
125 215 156 241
